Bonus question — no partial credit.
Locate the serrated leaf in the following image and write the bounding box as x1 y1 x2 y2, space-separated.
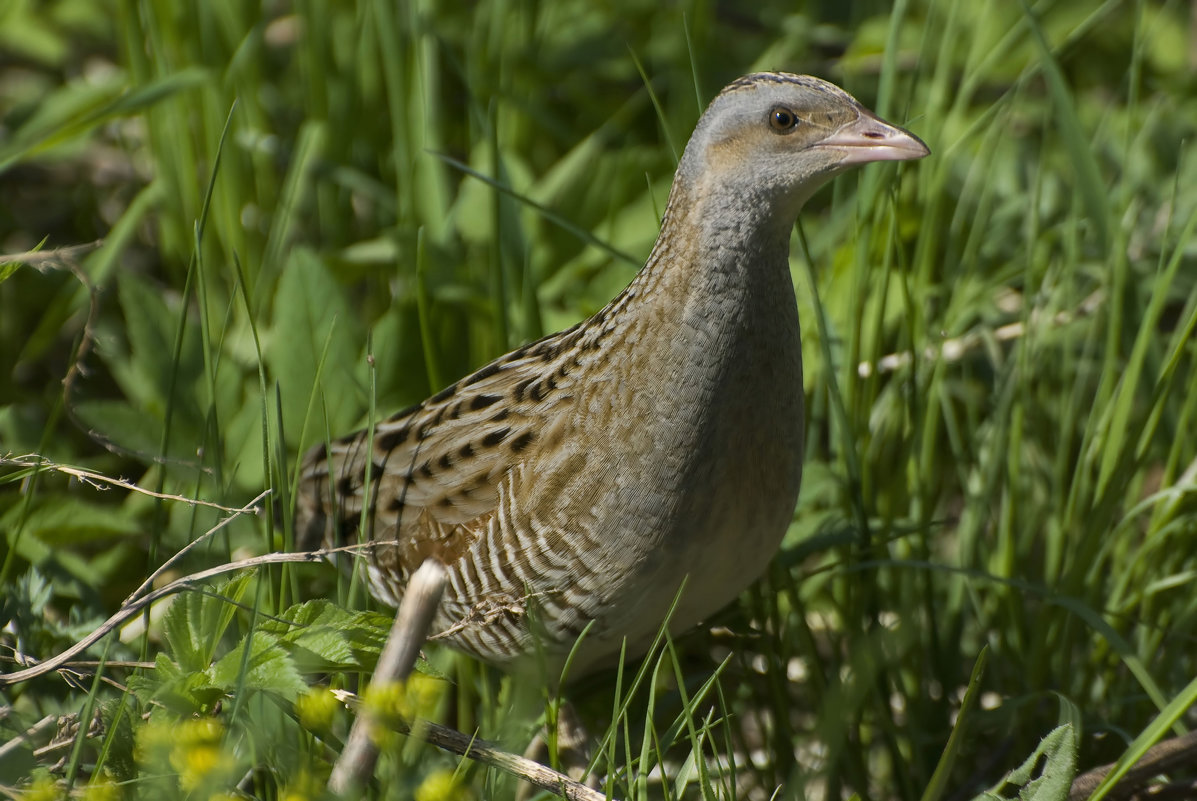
129 653 225 715
284 631 358 673
264 598 346 630
975 724 1077 801
158 673 227 716
161 593 204 673
260 600 388 672
161 575 253 672
274 601 444 677
0 568 50 631
127 653 182 701
339 611 394 662
211 631 307 701
153 651 182 681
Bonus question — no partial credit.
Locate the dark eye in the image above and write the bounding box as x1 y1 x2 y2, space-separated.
769 107 799 132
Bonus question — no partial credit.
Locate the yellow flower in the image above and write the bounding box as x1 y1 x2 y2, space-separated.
80 779 119 801
362 674 445 722
405 674 444 719
362 680 410 723
414 769 473 801
21 775 64 801
174 744 228 791
176 717 225 746
133 718 175 764
296 687 340 733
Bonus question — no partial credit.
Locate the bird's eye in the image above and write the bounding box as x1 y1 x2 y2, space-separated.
769 108 799 132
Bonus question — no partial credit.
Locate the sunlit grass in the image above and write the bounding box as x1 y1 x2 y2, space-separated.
1 0 1195 798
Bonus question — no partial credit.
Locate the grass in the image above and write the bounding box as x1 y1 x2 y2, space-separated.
2 0 1197 798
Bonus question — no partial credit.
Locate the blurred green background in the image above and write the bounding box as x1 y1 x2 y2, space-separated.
2 0 1196 799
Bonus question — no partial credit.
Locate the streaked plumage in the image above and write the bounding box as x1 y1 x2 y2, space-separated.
294 72 928 677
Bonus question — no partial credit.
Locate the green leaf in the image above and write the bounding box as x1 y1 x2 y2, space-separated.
974 724 1078 801
113 269 204 418
1087 672 1197 801
128 653 226 716
70 400 165 457
161 574 253 672
0 68 210 172
0 260 19 285
261 600 393 673
1018 0 1109 253
2 496 140 546
267 247 363 446
210 631 307 701
0 2 68 66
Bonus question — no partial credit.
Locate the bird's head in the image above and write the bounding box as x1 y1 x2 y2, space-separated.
677 72 929 228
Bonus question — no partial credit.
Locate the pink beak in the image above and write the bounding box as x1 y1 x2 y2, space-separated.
817 109 930 166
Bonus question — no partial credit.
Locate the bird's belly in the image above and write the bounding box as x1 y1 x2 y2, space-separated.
607 385 804 660
539 360 806 673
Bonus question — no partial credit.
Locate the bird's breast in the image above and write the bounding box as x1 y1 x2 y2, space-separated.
524 259 805 665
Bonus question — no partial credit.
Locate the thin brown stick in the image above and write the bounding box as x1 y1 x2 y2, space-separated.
329 689 613 801
329 559 448 794
0 715 56 762
124 489 270 603
0 454 260 516
0 548 322 686
415 718 612 801
0 523 429 687
856 289 1104 378
1069 730 1197 801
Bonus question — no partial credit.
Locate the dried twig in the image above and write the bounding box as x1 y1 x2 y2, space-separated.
0 715 57 763
329 559 448 794
123 488 270 604
0 500 336 688
856 289 1104 378
326 558 610 799
330 688 612 801
0 453 259 516
0 517 444 687
1069 730 1197 801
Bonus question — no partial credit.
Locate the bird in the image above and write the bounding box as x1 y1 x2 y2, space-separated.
294 72 928 680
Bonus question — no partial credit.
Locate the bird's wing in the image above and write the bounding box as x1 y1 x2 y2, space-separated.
293 323 584 587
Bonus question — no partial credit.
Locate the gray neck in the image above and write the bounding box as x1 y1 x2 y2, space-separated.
573 164 806 563
573 169 805 463
618 171 801 339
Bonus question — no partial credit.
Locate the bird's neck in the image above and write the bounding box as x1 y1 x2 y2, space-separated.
572 169 806 562
569 173 804 463
621 176 799 331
